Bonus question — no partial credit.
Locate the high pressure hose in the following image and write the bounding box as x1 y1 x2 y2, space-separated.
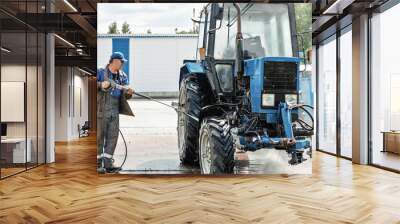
101 72 200 173
110 91 200 173
290 104 314 132
113 128 128 173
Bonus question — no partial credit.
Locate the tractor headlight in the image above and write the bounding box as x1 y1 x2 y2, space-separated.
285 94 297 105
262 94 275 107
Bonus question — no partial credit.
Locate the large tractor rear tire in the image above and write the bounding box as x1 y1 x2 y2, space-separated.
199 117 235 174
177 76 203 166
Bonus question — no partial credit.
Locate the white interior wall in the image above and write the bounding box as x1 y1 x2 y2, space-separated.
54 67 68 141
71 70 89 138
54 67 89 141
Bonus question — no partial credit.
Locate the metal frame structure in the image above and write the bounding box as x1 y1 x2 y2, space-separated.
315 24 352 161
0 1 47 180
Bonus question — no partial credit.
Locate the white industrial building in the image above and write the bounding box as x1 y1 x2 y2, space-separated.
97 34 198 97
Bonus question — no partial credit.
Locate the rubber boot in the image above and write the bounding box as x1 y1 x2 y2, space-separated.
104 158 119 173
97 158 106 174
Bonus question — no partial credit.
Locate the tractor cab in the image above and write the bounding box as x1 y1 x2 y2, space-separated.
191 3 306 103
199 3 298 60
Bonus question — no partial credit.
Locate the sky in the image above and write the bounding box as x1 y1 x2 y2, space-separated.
97 3 206 34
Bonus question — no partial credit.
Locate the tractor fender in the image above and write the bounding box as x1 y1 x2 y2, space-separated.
179 62 220 124
179 62 206 84
179 61 217 103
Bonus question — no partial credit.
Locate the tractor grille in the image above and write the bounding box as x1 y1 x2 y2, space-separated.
263 61 297 93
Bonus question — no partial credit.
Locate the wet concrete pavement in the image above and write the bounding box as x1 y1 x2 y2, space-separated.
112 99 311 175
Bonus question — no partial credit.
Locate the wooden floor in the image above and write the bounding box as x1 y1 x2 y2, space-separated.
0 136 400 223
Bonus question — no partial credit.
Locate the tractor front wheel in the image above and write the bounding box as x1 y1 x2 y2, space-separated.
199 117 235 174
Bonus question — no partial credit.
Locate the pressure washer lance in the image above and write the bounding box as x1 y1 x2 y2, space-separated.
111 82 199 122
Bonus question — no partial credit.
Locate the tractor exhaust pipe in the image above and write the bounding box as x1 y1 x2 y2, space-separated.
233 3 244 82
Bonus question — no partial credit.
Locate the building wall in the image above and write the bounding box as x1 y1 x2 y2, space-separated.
54 67 68 141
97 34 197 96
54 67 89 141
97 38 112 69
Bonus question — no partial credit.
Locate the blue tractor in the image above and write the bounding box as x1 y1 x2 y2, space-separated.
178 3 314 174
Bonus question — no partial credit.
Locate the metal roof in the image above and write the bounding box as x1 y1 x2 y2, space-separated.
97 33 198 38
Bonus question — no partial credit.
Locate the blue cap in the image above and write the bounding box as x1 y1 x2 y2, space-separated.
110 52 128 63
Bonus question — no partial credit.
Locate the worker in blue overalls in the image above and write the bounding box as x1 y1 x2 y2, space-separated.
97 52 133 173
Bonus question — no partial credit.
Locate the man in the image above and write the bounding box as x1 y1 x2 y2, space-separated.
97 52 134 173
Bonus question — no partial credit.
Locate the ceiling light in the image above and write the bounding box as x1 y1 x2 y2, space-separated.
54 34 75 48
63 0 78 12
76 48 85 55
1 47 11 53
78 67 92 76
322 0 354 15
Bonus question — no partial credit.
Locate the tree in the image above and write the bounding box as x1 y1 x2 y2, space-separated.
121 21 131 34
175 28 197 34
294 4 312 52
147 28 152 34
108 22 120 34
